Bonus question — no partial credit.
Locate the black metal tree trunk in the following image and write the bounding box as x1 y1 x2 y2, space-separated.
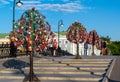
92 32 95 55
75 42 81 59
23 9 40 82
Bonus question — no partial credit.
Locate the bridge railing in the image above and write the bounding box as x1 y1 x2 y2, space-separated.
0 44 26 58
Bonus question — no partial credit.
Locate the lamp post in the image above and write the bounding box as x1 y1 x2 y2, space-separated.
58 20 64 47
58 20 64 55
13 0 23 31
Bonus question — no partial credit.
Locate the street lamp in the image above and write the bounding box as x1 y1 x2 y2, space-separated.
13 0 23 31
58 20 64 46
58 20 64 55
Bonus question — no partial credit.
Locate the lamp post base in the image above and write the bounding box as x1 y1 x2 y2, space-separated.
23 71 40 82
75 54 82 59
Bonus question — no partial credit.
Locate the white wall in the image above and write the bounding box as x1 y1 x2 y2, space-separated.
56 36 101 56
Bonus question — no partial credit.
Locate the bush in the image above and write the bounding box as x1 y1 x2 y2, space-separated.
107 41 120 55
0 33 9 38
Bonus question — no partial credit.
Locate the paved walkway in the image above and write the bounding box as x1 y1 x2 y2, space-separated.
0 55 119 82
109 56 120 82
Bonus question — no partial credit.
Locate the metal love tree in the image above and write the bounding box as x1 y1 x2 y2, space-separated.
88 30 100 55
10 8 51 51
66 21 88 59
10 8 51 82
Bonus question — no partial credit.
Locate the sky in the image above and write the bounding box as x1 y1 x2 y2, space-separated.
0 0 120 41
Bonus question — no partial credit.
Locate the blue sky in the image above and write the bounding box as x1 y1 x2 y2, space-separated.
0 0 120 41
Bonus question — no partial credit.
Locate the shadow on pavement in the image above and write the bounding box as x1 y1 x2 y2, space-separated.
2 59 29 76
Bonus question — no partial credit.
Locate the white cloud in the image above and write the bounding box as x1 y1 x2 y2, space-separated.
18 1 87 13
0 0 10 4
0 0 90 13
22 1 41 4
40 3 83 12
0 0 10 8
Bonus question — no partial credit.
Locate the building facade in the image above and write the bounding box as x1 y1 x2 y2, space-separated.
55 35 101 56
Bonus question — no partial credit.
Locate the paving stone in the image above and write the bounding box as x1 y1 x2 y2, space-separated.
0 55 117 82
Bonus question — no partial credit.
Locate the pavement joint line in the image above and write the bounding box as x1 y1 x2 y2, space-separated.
0 70 105 75
24 67 107 70
32 64 109 66
0 56 115 82
0 76 102 81
33 62 110 63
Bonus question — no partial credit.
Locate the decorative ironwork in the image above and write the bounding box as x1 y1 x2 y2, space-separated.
0 43 26 58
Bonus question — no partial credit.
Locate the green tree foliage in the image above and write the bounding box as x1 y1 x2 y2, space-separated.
107 41 120 55
100 36 120 55
56 31 66 35
0 33 9 38
100 35 111 43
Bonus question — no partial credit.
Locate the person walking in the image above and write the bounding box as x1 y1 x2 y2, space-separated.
101 40 107 56
53 39 58 56
10 40 17 57
84 40 88 56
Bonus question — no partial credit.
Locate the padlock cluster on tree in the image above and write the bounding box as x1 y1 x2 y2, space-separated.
66 21 100 49
66 22 88 43
9 8 54 52
88 30 100 48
